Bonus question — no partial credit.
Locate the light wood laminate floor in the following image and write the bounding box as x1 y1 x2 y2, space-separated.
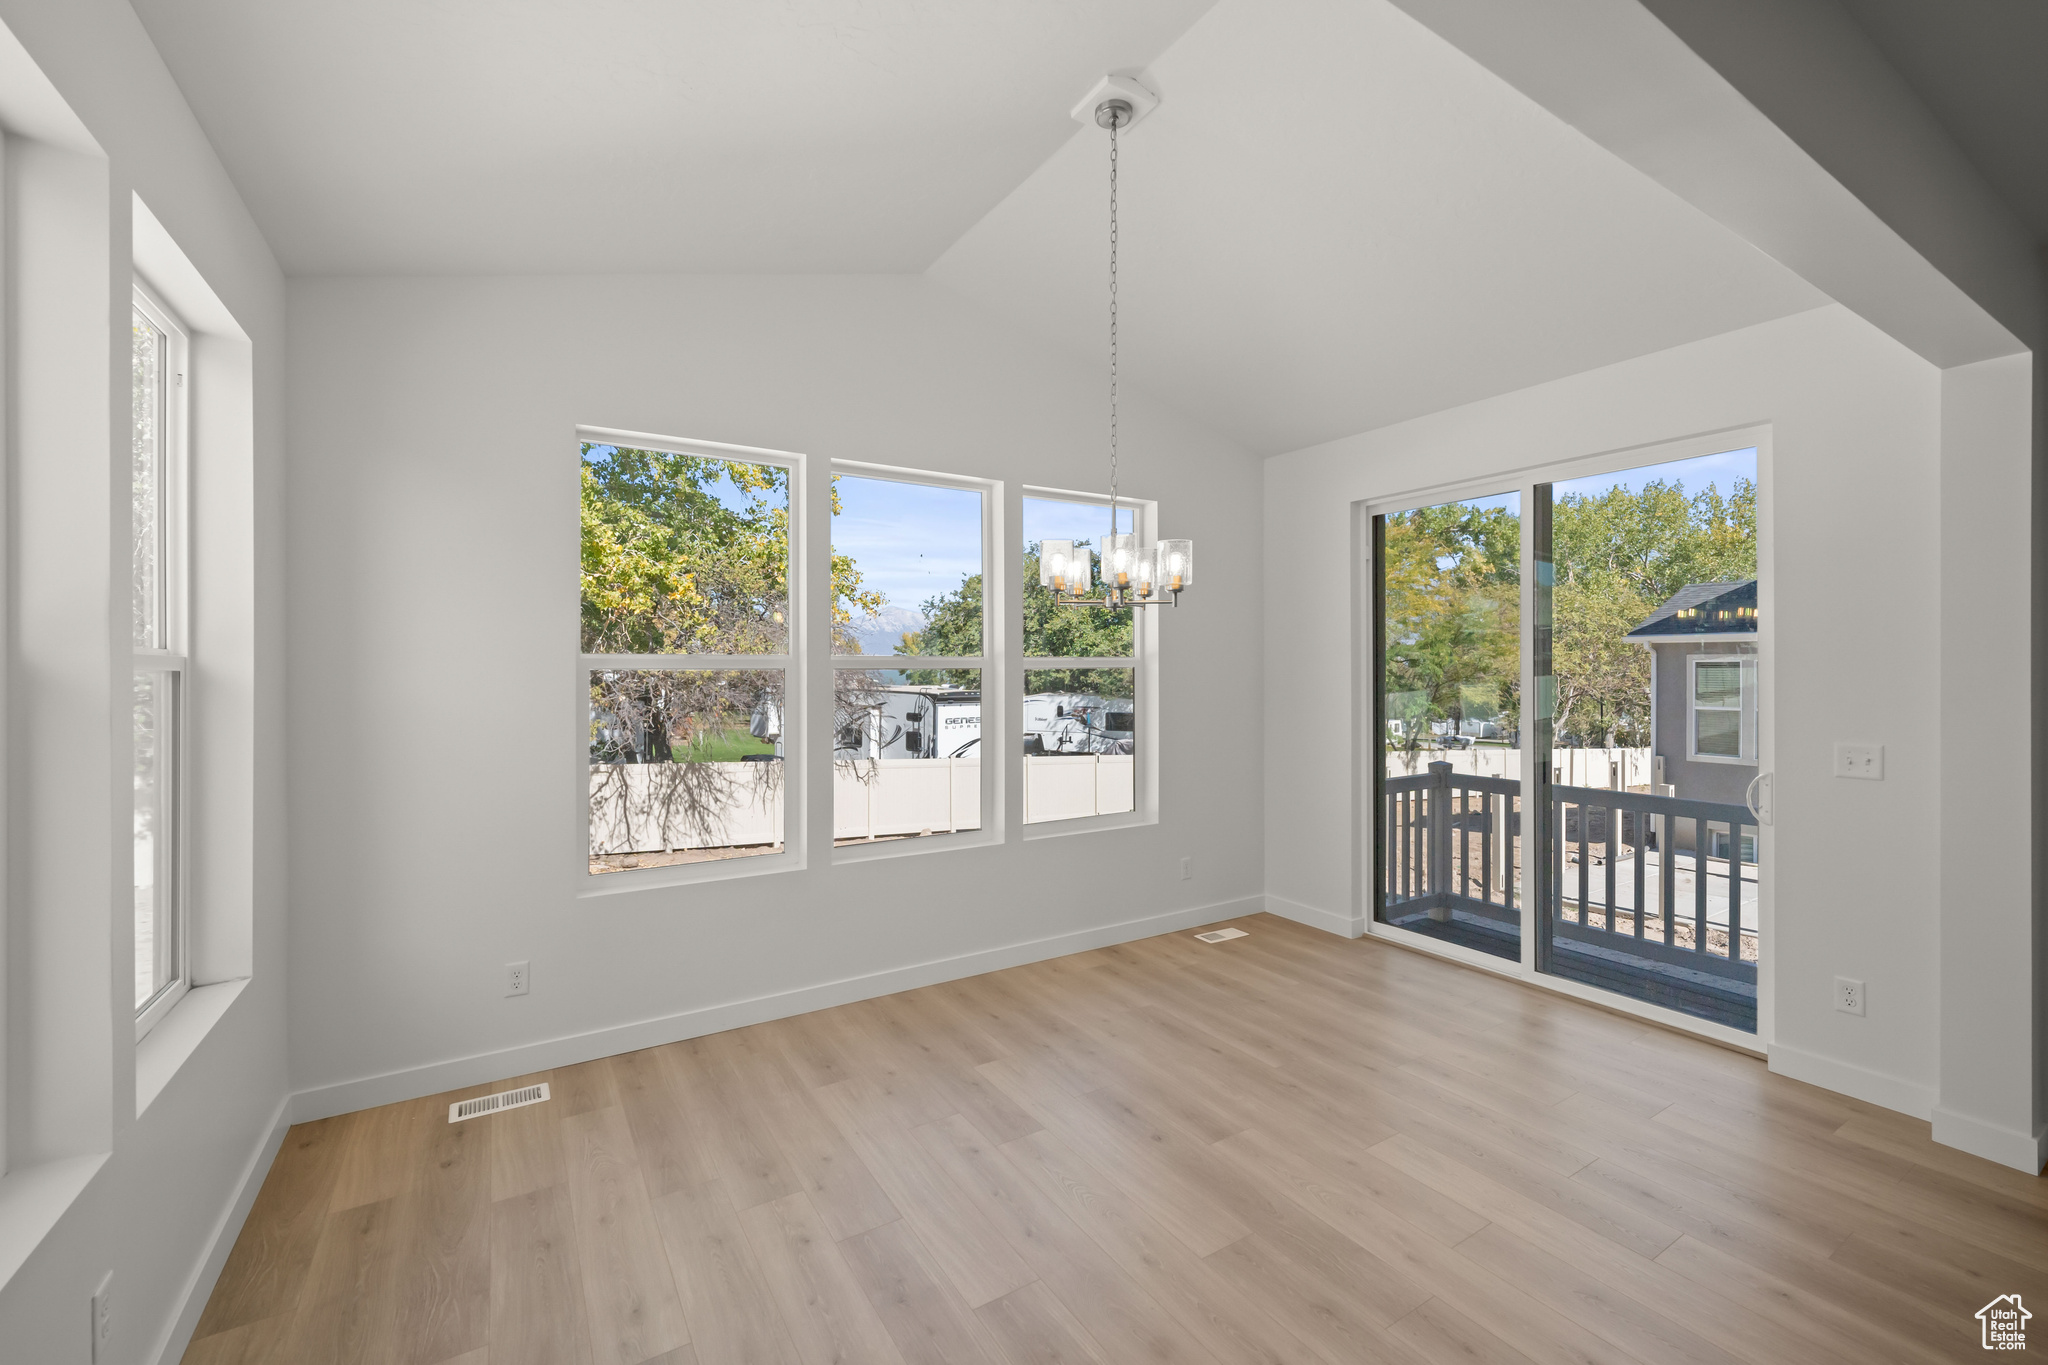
185 913 2048 1364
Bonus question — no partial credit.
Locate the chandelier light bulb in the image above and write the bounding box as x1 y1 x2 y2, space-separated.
1132 546 1158 599
1039 539 1074 593
1103 534 1137 588
1158 539 1194 591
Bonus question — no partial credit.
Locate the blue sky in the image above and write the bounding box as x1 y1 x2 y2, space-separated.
829 486 1136 622
833 475 983 617
1024 495 1133 551
1430 446 1758 517
1555 446 1757 500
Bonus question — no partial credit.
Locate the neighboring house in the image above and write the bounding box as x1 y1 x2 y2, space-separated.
1627 580 1759 832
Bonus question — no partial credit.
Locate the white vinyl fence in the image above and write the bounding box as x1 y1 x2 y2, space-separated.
835 759 980 839
589 761 782 855
1383 746 1653 788
591 754 1137 854
1022 754 1134 826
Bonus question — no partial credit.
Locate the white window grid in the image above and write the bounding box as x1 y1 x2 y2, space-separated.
1019 488 1151 835
578 428 804 889
830 461 999 863
577 443 1168 887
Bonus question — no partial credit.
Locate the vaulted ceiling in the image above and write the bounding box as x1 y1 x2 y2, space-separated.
929 0 1826 453
137 0 1847 454
129 0 1223 274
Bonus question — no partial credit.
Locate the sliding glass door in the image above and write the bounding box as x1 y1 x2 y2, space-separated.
1373 493 1523 961
1374 448 1762 1033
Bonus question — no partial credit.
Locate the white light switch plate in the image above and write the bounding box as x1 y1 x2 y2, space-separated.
1834 743 1883 780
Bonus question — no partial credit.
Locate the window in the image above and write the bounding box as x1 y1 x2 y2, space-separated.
581 436 794 876
1023 495 1138 825
1373 491 1522 962
133 283 188 1034
1688 655 1757 764
831 469 988 849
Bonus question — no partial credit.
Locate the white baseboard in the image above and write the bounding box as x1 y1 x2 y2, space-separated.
1766 1042 1935 1120
290 897 1263 1124
1931 1105 2048 1175
149 1093 291 1365
1264 893 1364 939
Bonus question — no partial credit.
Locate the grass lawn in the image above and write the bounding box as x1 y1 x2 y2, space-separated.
678 727 778 762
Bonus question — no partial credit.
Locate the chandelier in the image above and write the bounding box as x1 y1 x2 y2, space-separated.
1041 78 1193 611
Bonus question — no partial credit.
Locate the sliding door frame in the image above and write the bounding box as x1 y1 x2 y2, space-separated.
1359 424 1774 1052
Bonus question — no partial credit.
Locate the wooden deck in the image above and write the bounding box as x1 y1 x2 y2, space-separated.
183 913 2046 1364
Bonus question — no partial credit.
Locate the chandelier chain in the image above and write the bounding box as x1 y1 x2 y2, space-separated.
1108 114 1119 540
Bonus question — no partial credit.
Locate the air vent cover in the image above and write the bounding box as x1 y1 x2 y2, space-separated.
449 1082 550 1123
1195 927 1249 943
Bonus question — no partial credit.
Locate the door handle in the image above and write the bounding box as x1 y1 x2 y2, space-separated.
1745 771 1774 826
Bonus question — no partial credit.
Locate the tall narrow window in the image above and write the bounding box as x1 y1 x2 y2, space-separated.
1022 495 1136 826
1538 448 1759 1031
830 471 988 849
582 438 794 876
1373 493 1523 960
133 284 187 1032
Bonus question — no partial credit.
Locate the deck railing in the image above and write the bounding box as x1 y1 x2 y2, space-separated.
1383 762 1758 986
1549 782 1756 983
1383 763 1521 931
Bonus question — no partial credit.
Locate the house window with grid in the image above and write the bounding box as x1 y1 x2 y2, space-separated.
1022 493 1138 825
133 282 189 1034
581 435 796 878
1688 654 1757 764
829 467 991 852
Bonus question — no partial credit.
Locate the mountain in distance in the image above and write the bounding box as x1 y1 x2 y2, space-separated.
850 605 925 656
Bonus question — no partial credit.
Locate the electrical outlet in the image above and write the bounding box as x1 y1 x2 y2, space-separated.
1835 976 1865 1016
91 1273 112 1363
1179 857 1192 881
505 961 529 997
1834 743 1884 780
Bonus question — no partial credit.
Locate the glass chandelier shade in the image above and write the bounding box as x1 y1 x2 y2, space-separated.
1039 539 1078 593
1157 539 1194 591
1131 546 1160 598
1101 533 1138 589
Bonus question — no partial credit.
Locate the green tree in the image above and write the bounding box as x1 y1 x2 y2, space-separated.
1382 503 1521 755
897 544 1134 696
582 443 884 762
1548 477 1755 747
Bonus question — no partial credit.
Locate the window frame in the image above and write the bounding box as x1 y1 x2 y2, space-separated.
577 427 806 894
1686 653 1758 765
830 460 1001 863
1019 487 1155 839
132 278 191 1039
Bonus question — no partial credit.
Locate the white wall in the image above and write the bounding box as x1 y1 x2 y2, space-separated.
1937 351 2037 1164
1265 304 1972 1125
0 1 288 1362
284 273 1262 1115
